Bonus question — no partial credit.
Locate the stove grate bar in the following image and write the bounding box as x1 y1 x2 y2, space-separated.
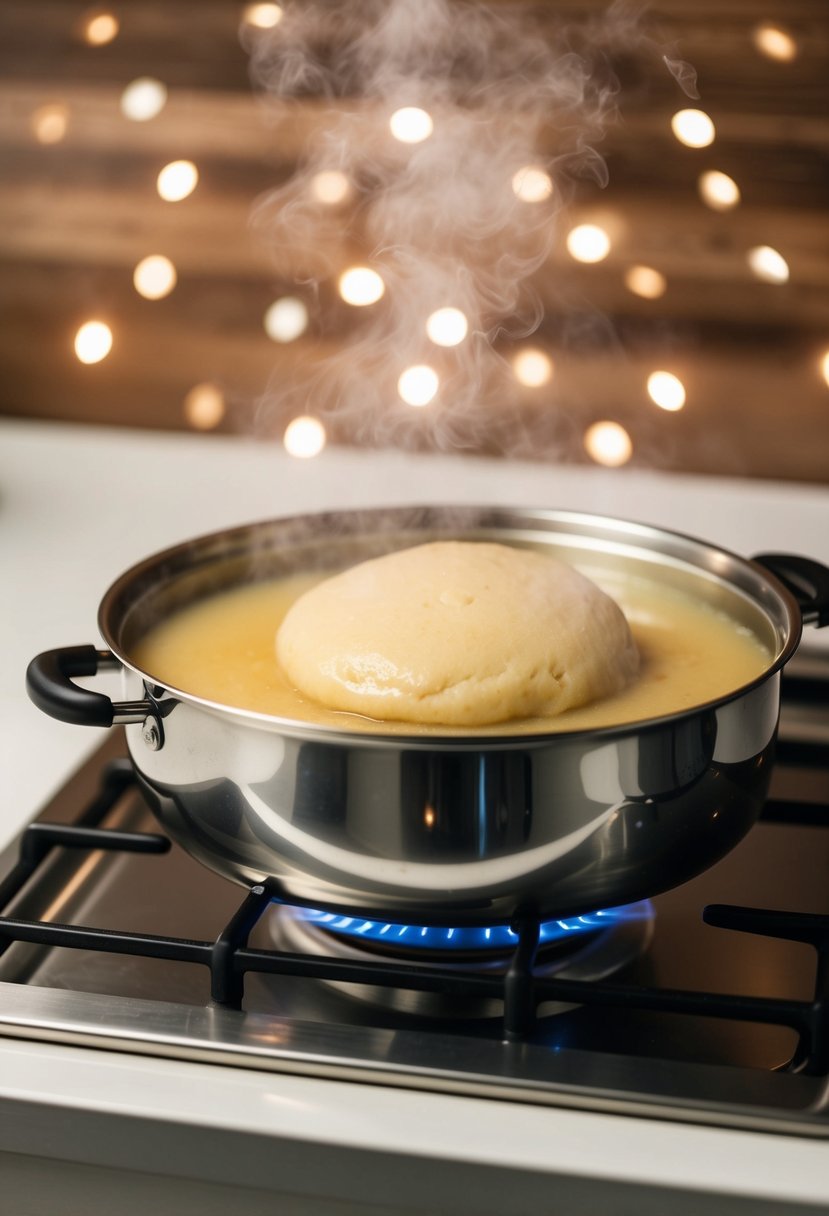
503 917 540 1040
774 739 829 768
0 917 211 967
210 883 274 1007
781 669 829 705
0 905 817 1016
0 895 823 1071
705 903 829 1075
761 799 829 827
0 809 170 957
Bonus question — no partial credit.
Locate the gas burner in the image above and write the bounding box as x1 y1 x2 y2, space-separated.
268 901 655 1018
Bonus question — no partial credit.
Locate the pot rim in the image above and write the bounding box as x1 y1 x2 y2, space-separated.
97 504 804 747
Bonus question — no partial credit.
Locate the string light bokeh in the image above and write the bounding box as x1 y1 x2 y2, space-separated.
398 365 440 407
747 245 790 284
513 350 554 389
74 321 113 365
566 224 612 264
625 266 667 300
426 308 468 348
156 160 199 202
584 422 633 468
31 104 69 145
184 383 226 430
752 23 798 62
120 78 168 122
133 255 177 300
671 108 716 148
310 170 351 205
80 10 119 46
264 297 309 343
4 1 826 477
283 415 326 457
512 166 554 203
647 371 686 413
338 267 385 307
242 4 283 30
389 107 434 144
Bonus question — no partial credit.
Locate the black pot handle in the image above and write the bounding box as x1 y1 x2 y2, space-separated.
26 645 152 727
753 554 829 628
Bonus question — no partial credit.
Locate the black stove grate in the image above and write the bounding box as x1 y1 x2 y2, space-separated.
1 751 827 1074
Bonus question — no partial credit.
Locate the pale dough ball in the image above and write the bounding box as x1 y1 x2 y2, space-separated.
276 541 639 726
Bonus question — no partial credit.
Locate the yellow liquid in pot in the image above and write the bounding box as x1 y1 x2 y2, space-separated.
131 564 774 736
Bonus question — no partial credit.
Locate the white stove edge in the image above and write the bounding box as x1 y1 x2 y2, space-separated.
2 418 828 1210
0 1037 827 1213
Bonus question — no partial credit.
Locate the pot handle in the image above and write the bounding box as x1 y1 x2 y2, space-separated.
26 646 153 727
753 554 829 628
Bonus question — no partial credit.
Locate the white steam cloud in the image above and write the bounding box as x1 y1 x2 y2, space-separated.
244 0 695 457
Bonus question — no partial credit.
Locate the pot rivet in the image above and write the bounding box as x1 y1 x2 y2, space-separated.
142 718 162 751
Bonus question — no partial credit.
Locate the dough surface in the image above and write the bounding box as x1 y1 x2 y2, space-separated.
276 541 639 726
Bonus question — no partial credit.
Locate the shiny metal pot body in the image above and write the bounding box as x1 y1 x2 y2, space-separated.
27 506 826 925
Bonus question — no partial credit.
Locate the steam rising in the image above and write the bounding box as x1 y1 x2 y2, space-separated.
244 0 694 457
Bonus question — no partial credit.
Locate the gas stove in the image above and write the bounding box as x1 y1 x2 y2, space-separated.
1 653 827 1142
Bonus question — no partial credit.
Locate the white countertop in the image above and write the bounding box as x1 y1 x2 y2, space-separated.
2 417 828 1211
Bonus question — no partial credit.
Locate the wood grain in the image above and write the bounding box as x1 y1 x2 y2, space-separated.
0 0 827 481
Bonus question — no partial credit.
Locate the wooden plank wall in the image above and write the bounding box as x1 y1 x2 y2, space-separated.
1 0 827 481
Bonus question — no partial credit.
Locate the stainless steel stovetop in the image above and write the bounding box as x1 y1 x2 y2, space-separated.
1 653 827 1137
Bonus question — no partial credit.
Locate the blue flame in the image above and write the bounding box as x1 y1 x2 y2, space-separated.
292 900 653 952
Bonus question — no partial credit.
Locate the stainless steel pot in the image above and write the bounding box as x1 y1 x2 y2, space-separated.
26 506 829 925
